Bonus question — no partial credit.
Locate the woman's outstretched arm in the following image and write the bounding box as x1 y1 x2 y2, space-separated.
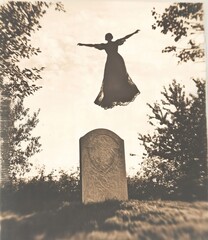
78 43 94 47
77 43 105 50
121 29 140 40
116 29 140 45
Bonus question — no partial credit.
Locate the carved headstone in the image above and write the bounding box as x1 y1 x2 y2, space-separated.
80 128 128 203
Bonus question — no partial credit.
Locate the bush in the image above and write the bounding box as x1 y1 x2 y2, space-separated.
1 168 81 212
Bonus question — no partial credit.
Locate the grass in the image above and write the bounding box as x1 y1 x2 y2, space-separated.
1 199 208 240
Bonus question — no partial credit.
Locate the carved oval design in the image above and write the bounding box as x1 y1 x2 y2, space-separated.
87 134 119 172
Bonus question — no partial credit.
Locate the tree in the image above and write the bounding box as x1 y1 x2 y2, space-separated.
139 79 207 200
0 1 65 181
152 3 205 63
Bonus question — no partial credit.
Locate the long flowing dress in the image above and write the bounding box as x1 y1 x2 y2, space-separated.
94 39 140 109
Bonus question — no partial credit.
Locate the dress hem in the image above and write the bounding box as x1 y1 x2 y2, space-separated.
94 89 140 110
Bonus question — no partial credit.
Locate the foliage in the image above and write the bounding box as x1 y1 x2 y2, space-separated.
1 1 65 97
128 157 179 200
1 168 80 212
146 2 207 200
0 1 65 179
139 79 207 200
152 3 205 63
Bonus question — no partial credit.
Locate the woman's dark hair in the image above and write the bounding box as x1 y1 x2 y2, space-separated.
105 33 113 41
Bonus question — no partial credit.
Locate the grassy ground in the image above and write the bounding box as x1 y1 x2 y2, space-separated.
1 200 208 240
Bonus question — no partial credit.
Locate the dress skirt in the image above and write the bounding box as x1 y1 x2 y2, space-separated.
94 53 140 109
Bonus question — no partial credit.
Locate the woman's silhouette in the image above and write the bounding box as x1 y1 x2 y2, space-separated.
78 30 140 109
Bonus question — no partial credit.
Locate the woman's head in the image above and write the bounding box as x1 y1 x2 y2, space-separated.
105 33 113 41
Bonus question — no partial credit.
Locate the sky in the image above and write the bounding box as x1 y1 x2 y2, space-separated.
18 0 206 177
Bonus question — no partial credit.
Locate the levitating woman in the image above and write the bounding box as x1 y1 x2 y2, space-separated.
78 30 140 109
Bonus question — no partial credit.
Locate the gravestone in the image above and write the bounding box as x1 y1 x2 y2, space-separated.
80 128 128 204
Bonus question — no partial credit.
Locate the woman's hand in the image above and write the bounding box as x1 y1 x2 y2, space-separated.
134 29 140 34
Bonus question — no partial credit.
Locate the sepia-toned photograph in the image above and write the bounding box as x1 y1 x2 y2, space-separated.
0 0 207 239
